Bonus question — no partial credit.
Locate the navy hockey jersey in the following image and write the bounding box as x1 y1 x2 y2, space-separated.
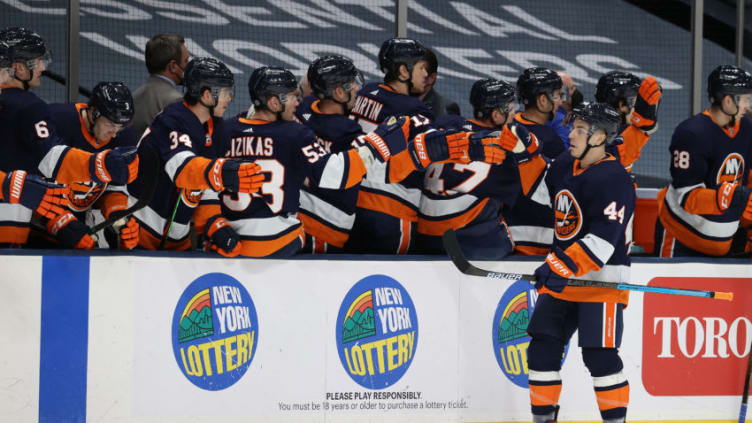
129 101 221 250
215 116 367 257
0 87 95 243
49 102 137 212
298 100 366 250
535 153 635 305
658 111 752 256
418 118 520 237
294 94 316 124
502 113 562 255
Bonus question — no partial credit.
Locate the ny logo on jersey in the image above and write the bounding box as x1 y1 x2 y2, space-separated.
554 189 582 241
716 153 745 185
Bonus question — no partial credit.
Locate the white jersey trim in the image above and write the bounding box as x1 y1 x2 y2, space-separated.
318 152 347 190
134 205 190 240
299 190 355 231
0 203 33 224
165 150 196 182
419 193 480 218
509 225 554 245
665 183 738 238
579 264 630 283
592 371 627 388
579 233 615 265
38 144 68 179
530 176 552 207
528 370 561 382
360 178 421 208
230 214 301 237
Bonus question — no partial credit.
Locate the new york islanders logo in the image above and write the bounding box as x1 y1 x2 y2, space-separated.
336 275 418 389
492 280 569 388
554 189 582 240
171 273 258 391
716 153 745 185
67 181 106 211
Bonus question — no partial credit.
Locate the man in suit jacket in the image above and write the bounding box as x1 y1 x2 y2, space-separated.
131 34 190 138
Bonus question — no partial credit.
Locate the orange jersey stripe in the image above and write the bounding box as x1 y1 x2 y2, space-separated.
56 148 92 184
416 198 490 236
193 204 221 237
683 187 723 215
0 226 30 244
604 302 617 348
595 384 630 411
299 213 348 248
345 149 367 188
657 188 732 256
513 244 549 256
174 156 213 191
237 226 304 257
529 384 562 407
617 125 649 169
356 190 418 221
540 285 629 306
387 150 417 183
518 155 546 196
96 192 128 219
563 242 601 276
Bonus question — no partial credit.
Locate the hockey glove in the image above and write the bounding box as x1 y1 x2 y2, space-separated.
631 76 662 133
467 131 507 164
205 214 241 257
47 212 95 249
361 116 410 163
206 159 264 194
498 123 539 164
100 192 140 250
89 146 139 185
407 129 469 170
533 247 578 293
717 182 752 214
116 217 139 250
1 170 68 219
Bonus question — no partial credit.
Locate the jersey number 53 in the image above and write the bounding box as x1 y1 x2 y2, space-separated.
221 159 285 213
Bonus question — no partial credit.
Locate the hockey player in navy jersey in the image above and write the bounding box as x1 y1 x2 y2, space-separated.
298 55 367 252
656 65 752 257
49 82 140 249
130 57 264 252
0 27 138 247
207 66 508 257
518 102 634 423
594 71 662 174
348 37 435 253
416 78 519 258
503 67 563 256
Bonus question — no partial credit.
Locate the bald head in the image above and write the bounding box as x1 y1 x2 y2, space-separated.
557 71 576 111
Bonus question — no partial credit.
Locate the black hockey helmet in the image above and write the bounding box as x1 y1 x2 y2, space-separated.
0 27 50 70
89 82 134 125
378 37 427 80
595 71 641 109
516 67 562 106
470 78 516 120
248 66 298 108
307 55 364 100
183 57 234 101
707 65 752 104
571 101 621 144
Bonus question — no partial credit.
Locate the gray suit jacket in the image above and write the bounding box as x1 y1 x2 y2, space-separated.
131 75 183 139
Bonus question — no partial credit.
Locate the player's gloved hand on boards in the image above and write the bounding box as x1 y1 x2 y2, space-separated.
205 214 241 257
407 129 469 170
100 192 139 249
89 146 140 185
533 247 578 293
361 115 411 163
1 170 68 217
631 76 662 133
116 217 139 250
498 123 539 164
47 212 95 249
467 131 507 164
206 158 264 194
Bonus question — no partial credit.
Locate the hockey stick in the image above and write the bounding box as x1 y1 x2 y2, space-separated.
441 229 734 301
740 337 752 423
88 147 159 236
158 188 182 250
41 70 92 98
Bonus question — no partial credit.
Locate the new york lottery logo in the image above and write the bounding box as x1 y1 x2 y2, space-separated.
171 272 258 391
336 274 418 389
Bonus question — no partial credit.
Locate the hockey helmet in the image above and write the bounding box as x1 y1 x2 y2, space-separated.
183 57 234 101
0 27 51 70
516 67 562 106
707 65 752 104
248 66 298 107
378 37 427 78
570 101 621 144
307 55 364 100
89 82 135 125
470 78 516 120
595 71 641 109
